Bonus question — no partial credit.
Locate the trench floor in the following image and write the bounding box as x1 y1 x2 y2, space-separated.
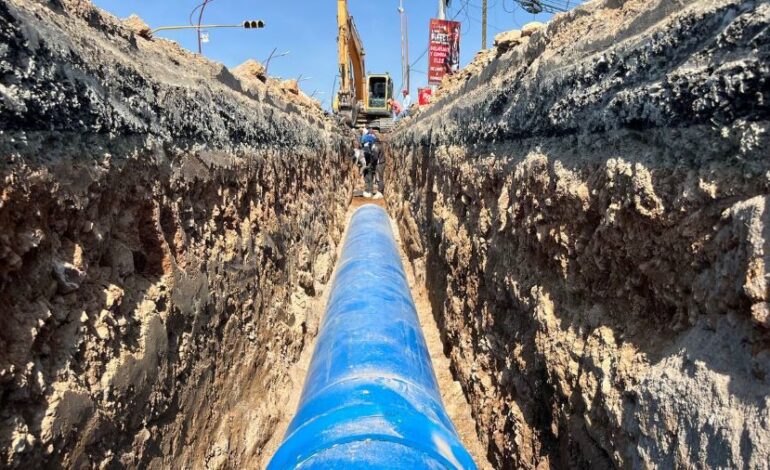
260 198 492 469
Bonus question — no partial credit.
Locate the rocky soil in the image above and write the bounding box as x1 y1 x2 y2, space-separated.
388 0 770 468
0 0 353 467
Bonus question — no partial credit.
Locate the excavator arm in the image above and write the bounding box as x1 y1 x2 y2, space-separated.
336 0 366 125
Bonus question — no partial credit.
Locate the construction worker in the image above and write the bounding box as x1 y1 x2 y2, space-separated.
387 98 402 122
362 130 384 199
372 133 385 198
401 89 412 116
361 127 376 146
351 139 366 173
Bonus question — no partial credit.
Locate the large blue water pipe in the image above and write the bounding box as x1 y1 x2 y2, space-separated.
267 204 477 469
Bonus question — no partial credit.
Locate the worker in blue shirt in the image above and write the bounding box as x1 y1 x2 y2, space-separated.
361 128 376 145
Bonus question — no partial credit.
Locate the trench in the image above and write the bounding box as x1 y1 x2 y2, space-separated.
1 0 769 468
259 199 492 469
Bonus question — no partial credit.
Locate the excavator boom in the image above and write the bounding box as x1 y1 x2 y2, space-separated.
336 0 366 125
336 0 393 129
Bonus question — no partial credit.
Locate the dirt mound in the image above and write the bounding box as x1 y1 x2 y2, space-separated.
0 0 353 467
232 59 268 82
121 14 151 39
231 62 325 117
520 21 545 37
387 0 770 467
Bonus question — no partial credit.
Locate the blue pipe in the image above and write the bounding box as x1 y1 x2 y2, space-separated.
267 205 476 469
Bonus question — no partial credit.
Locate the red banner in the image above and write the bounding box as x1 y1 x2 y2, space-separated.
418 87 433 106
428 19 461 85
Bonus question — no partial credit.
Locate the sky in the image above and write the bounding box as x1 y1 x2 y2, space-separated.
91 0 581 109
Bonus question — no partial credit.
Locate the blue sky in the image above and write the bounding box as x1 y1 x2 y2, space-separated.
92 1 577 109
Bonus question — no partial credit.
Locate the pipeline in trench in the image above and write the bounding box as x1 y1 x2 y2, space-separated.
261 201 492 469
2 0 769 468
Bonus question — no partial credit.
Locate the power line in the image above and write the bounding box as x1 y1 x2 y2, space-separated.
510 0 578 14
403 0 584 91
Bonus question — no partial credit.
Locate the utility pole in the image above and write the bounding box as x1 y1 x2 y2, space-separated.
399 0 410 94
481 0 488 49
438 0 446 20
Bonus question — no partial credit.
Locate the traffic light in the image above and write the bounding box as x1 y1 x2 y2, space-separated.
243 20 265 29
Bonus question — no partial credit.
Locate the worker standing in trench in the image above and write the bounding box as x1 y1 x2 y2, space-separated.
359 129 385 199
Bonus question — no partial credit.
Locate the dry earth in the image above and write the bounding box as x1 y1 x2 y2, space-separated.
3 0 770 468
0 0 354 467
388 0 770 468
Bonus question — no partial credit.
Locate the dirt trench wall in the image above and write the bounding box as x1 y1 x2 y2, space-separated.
388 0 770 468
0 0 353 467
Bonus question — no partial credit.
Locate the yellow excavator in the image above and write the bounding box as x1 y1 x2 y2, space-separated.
334 0 394 129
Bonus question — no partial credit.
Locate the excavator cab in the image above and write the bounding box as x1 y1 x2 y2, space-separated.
365 74 393 117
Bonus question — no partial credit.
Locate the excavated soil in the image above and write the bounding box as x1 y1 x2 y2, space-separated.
388 0 770 468
3 0 770 468
390 211 492 469
0 0 354 467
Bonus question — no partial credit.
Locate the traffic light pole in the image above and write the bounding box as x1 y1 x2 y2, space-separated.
151 21 265 35
196 0 212 54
